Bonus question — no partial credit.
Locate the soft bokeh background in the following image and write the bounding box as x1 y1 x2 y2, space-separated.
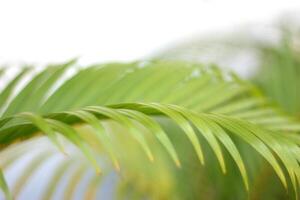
1 0 300 199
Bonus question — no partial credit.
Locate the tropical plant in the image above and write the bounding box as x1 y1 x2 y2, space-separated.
0 36 300 199
155 24 300 199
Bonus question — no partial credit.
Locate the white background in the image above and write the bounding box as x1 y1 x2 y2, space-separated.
0 0 300 66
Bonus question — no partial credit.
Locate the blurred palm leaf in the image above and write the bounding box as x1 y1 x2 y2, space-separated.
253 33 300 116
156 22 300 116
0 60 299 199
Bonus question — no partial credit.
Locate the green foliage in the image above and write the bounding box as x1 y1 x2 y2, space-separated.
253 35 300 116
0 60 299 199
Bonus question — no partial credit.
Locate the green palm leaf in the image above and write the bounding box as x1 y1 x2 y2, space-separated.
0 60 299 199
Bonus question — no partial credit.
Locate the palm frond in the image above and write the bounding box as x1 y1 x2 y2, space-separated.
0 60 299 199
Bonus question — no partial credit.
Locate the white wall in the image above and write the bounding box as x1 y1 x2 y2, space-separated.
0 0 300 66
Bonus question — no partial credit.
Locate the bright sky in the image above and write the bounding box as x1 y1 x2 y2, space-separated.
0 0 300 65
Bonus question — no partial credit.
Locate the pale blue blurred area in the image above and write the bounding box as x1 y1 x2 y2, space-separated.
0 145 118 200
97 172 119 200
